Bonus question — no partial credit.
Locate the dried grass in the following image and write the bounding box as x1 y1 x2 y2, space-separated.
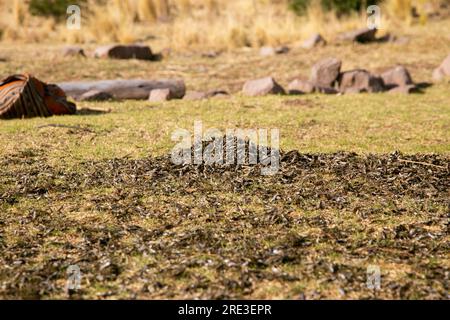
0 0 447 50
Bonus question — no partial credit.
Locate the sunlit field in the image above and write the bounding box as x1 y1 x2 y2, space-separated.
0 0 449 300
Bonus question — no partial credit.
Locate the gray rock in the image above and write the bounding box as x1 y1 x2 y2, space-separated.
183 90 229 101
315 86 339 94
259 46 289 57
207 90 229 99
242 77 285 96
274 46 290 54
337 28 377 43
381 66 413 88
301 33 326 49
310 57 342 87
62 46 85 57
342 87 363 94
432 68 445 82
78 90 113 101
201 50 221 58
288 78 338 95
94 44 154 60
211 93 230 99
432 54 450 82
288 79 316 94
339 69 385 93
388 85 418 94
183 91 208 101
148 88 174 102
259 46 276 56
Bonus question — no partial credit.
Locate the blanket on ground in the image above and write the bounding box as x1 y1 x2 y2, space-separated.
0 74 76 119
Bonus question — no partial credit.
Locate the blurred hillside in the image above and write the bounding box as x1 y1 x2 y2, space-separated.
0 0 448 50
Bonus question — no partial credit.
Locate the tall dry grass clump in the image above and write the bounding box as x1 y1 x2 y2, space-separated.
0 0 57 42
137 0 157 22
0 0 448 49
164 0 302 49
380 0 444 30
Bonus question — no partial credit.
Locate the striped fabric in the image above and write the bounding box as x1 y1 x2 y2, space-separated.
0 74 76 119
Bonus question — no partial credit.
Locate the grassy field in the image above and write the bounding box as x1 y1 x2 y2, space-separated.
0 18 449 299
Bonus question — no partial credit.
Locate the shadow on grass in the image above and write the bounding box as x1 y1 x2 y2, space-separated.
76 108 111 116
415 82 433 91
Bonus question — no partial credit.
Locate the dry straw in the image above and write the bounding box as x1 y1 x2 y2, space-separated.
0 0 444 49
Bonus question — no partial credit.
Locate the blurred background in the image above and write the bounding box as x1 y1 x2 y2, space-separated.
0 0 448 50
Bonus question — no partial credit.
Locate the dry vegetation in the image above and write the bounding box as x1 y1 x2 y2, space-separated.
0 150 448 299
0 0 449 301
0 0 447 49
0 24 449 298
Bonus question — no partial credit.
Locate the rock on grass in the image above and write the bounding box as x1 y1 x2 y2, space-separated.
288 79 338 95
259 46 289 57
149 88 175 102
242 77 285 96
288 79 316 94
183 90 229 101
381 66 414 88
338 70 385 93
301 33 327 49
388 85 419 94
310 57 342 88
94 45 154 60
432 54 450 82
62 46 85 57
337 28 377 43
